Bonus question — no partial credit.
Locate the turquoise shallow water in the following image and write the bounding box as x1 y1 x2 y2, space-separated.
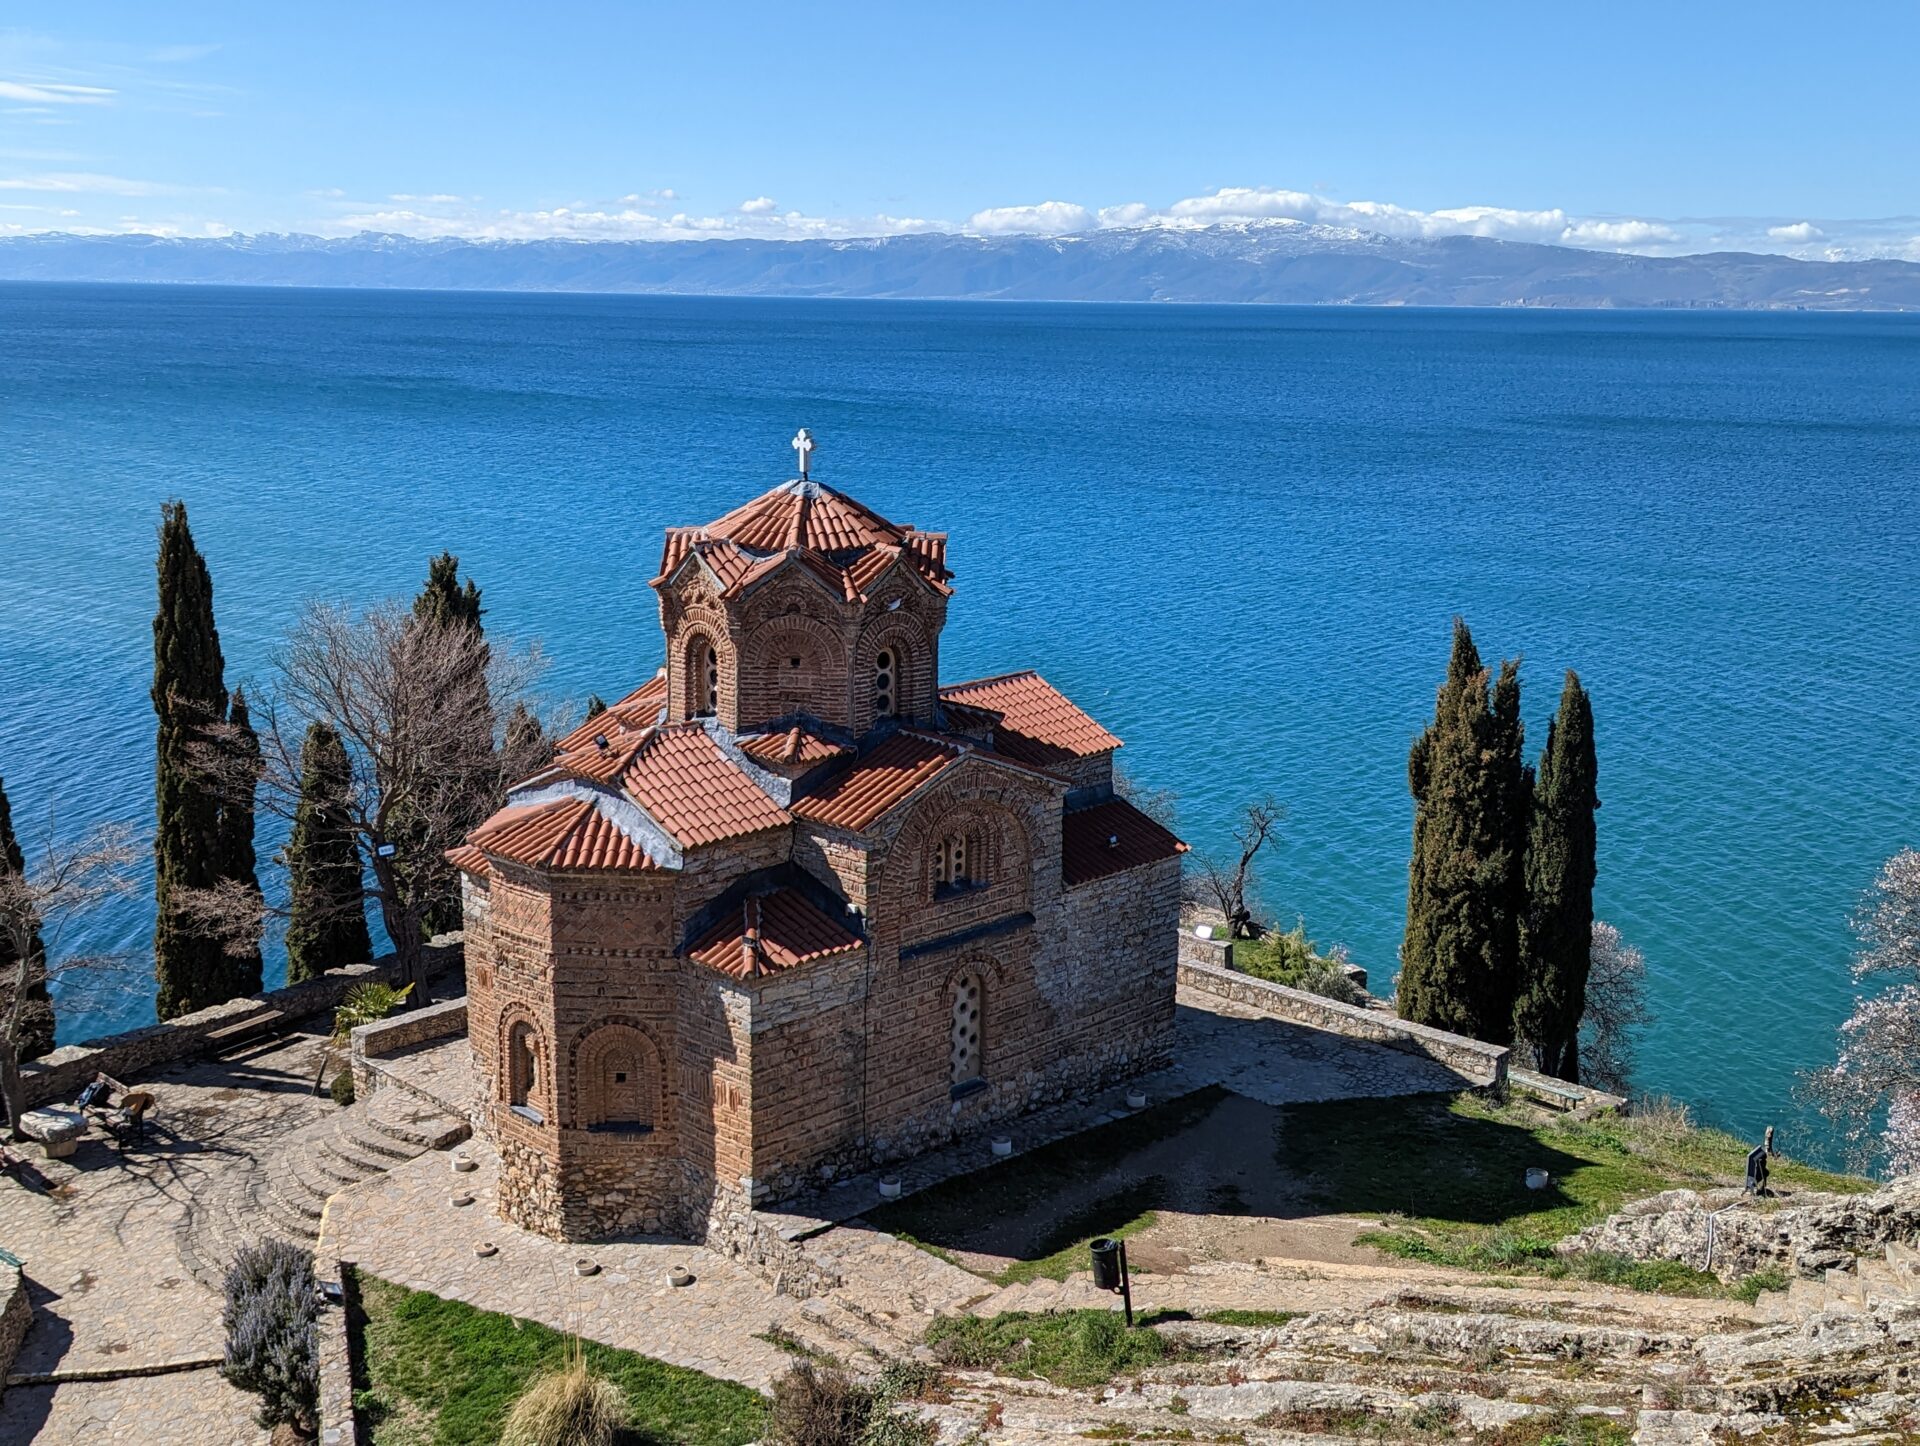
1 284 1916 1162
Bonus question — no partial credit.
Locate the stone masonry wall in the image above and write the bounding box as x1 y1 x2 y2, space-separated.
16 949 460 1111
1178 957 1508 1084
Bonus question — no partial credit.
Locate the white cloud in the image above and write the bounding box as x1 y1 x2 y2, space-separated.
1097 202 1152 228
1153 187 1681 249
0 171 181 196
0 79 114 105
739 196 777 214
1768 221 1824 242
967 200 1095 235
388 192 465 204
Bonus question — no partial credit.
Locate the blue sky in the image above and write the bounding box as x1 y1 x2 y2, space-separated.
4 2 1916 258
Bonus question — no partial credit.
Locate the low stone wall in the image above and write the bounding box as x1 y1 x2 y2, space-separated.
1178 958 1508 1085
1179 928 1234 972
15 945 459 1112
0 1261 30 1395
317 1261 361 1446
1508 1065 1627 1117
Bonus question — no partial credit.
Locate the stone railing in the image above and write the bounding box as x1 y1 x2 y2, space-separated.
351 996 468 1061
1178 928 1233 972
1507 1065 1627 1116
1178 957 1508 1085
14 943 460 1112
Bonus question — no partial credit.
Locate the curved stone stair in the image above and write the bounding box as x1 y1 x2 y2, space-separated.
178 1087 468 1291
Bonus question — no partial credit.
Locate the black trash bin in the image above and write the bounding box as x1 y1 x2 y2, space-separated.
1090 1237 1122 1292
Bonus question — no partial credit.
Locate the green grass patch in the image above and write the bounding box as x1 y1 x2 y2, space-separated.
925 1309 1189 1388
1281 1091 1870 1295
866 1087 1227 1283
350 1271 767 1445
1193 1308 1302 1328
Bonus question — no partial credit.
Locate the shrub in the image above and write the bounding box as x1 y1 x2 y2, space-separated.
329 1069 356 1106
499 1351 626 1446
768 1362 876 1445
221 1238 319 1432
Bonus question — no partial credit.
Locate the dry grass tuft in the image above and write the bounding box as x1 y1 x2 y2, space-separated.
499 1346 627 1446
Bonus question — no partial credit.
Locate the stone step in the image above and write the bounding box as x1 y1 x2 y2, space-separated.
1855 1255 1904 1303
1884 1240 1920 1289
1784 1276 1828 1320
1824 1265 1866 1308
776 1309 885 1376
336 1113 419 1164
365 1089 468 1151
801 1297 908 1366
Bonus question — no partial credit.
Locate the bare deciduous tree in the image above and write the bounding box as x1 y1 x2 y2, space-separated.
189 601 548 1004
0 816 140 1133
1581 920 1651 1097
1808 848 1920 1178
1191 795 1284 940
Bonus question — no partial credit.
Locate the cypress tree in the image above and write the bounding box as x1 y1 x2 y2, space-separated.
1398 619 1527 1043
153 500 235 1019
1514 672 1599 1080
0 776 56 1061
284 723 371 984
409 553 491 939
584 694 608 719
219 686 265 994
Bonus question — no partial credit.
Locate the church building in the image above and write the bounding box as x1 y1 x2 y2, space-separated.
450 434 1186 1242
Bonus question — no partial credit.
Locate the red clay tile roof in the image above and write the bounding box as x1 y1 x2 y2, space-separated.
940 672 1123 767
619 725 791 848
654 480 952 602
737 725 854 766
687 888 864 978
1061 799 1187 886
556 673 667 754
791 732 963 832
445 843 492 879
469 798 660 873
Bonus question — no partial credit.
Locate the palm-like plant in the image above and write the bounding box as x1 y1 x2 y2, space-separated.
311 980 413 1095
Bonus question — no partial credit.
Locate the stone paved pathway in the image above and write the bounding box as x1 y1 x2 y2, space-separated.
318 1146 806 1391
0 1028 340 1444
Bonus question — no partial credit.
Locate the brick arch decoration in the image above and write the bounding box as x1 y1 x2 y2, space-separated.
742 611 850 727
891 790 1035 911
495 1005 549 1115
854 607 935 730
676 622 728 720
567 1019 666 1133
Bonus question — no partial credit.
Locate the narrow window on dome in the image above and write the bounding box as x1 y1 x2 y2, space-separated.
874 647 895 720
693 639 718 717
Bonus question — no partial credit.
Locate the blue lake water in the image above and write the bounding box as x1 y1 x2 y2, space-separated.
1 284 1916 1163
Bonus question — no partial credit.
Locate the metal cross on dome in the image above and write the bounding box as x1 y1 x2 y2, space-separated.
791 427 815 481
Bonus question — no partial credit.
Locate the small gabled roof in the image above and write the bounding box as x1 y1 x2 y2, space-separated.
687 887 863 979
790 732 964 832
940 671 1122 767
618 725 791 848
467 797 660 873
1061 799 1188 886
737 724 855 767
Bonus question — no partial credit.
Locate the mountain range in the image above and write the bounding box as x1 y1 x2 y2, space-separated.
2 220 1916 310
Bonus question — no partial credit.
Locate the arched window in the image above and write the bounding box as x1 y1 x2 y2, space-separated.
950 972 984 1095
692 638 718 717
507 1020 543 1123
874 647 896 720
933 833 979 897
578 1025 658 1134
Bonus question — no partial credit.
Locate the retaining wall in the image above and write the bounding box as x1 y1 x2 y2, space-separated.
1178 957 1508 1085
17 942 460 1111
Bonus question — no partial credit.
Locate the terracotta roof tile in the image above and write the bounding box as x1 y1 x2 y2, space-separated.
469 797 659 873
687 888 863 978
792 732 962 832
445 843 492 879
940 671 1123 767
1061 799 1188 886
620 725 790 848
737 725 854 766
653 480 953 602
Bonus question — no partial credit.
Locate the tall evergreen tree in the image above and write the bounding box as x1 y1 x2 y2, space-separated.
1514 672 1599 1080
153 500 238 1019
409 553 491 940
1398 619 1528 1043
0 776 55 1061
283 723 372 984
584 694 608 719
219 686 265 994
